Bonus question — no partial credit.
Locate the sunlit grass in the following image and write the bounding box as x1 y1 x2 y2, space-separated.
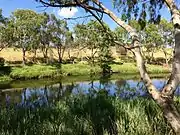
111 63 169 74
61 63 101 76
0 62 169 81
0 75 12 82
10 64 60 79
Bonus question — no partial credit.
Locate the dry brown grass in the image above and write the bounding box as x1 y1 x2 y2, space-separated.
0 47 172 62
0 47 121 62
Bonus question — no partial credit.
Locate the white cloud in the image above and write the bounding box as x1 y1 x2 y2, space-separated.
58 7 78 18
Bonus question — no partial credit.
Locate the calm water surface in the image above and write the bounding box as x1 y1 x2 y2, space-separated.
1 77 180 106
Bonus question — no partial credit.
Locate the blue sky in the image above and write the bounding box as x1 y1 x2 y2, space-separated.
0 0 171 30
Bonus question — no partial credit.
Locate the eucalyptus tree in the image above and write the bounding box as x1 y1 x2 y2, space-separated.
65 30 74 59
39 12 52 63
50 14 72 63
113 27 129 56
143 23 163 63
0 9 11 51
73 23 92 59
158 19 174 65
0 9 6 24
74 21 101 65
37 0 180 133
0 20 14 52
11 9 45 65
74 20 114 74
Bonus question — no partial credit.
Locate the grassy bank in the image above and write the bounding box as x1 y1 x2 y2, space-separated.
0 63 170 82
0 91 174 135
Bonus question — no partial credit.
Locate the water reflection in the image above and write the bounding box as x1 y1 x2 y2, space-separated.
1 78 180 106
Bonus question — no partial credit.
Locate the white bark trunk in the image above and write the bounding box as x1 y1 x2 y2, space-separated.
163 0 180 97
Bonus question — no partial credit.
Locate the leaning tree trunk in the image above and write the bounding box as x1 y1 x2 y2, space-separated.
93 0 180 133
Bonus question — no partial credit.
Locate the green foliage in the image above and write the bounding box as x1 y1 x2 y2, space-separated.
74 20 114 74
158 19 174 47
114 27 128 42
0 9 12 50
144 23 163 46
11 9 45 49
0 75 12 82
113 0 164 26
50 15 72 63
4 9 46 64
61 63 100 76
111 63 169 74
0 8 7 24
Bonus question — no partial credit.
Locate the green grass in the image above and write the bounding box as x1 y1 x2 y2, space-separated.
0 62 170 82
61 63 101 76
111 63 170 74
0 75 12 82
10 64 61 79
0 91 174 135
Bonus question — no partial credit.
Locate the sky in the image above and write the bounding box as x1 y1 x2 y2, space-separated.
0 0 172 30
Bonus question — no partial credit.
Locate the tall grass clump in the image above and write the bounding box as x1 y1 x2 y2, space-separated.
0 89 174 135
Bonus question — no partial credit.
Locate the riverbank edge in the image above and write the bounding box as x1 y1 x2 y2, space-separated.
0 63 170 83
